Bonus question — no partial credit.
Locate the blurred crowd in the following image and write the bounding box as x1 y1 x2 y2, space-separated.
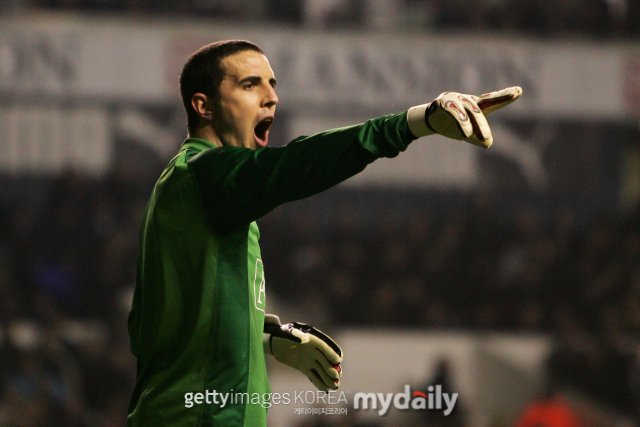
0 0 639 423
2 0 639 37
0 159 639 424
266 196 640 336
0 169 146 427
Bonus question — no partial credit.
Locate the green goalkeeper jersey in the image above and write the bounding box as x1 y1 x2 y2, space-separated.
127 112 415 427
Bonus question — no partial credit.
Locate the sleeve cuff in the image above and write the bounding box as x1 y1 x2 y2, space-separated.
407 103 435 138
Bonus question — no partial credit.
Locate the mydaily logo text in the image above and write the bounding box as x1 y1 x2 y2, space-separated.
353 385 458 416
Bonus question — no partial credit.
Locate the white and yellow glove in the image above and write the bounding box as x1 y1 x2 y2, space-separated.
407 86 523 148
264 314 342 392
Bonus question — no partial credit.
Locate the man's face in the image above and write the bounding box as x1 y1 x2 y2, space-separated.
213 50 278 149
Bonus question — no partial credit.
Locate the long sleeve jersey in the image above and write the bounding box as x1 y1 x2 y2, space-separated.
127 112 416 426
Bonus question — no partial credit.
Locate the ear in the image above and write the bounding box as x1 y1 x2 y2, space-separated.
191 93 214 122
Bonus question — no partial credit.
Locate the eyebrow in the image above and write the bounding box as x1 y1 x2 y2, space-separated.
238 75 277 88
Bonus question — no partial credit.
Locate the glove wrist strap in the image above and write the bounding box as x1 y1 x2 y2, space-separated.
407 103 436 138
263 314 282 356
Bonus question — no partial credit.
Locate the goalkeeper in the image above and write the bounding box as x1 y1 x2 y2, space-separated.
127 39 521 427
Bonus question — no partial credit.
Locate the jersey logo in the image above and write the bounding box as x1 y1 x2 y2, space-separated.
253 258 266 312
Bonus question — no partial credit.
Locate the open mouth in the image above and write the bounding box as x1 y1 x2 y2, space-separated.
254 117 274 147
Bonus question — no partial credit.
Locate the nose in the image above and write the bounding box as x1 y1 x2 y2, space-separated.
263 86 278 109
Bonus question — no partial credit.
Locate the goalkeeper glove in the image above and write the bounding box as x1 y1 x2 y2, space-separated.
264 314 343 392
407 86 523 148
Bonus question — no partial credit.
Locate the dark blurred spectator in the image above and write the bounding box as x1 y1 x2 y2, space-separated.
416 358 465 427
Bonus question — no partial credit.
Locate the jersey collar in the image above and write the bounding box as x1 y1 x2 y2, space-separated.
181 137 218 152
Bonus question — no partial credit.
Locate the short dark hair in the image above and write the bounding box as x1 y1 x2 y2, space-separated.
179 40 264 133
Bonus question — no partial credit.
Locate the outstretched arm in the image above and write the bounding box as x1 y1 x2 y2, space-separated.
188 86 522 229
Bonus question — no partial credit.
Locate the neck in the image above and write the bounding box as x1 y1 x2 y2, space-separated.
189 126 223 147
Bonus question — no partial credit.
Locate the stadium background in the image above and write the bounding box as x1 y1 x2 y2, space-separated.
1 1 640 426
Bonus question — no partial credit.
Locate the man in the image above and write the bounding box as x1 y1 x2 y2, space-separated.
127 40 521 426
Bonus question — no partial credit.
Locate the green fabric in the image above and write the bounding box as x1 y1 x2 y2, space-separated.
127 112 414 426
188 112 414 228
